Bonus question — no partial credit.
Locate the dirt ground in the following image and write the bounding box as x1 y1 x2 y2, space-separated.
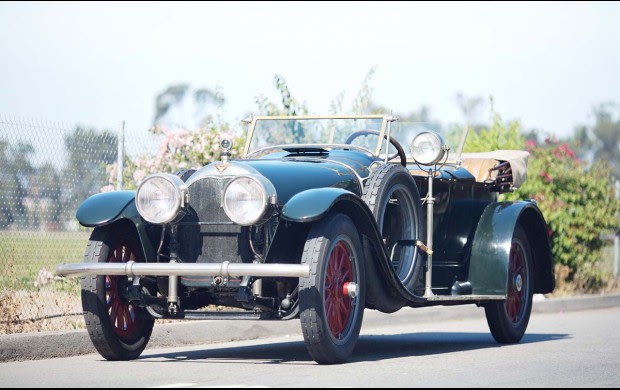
0 289 84 334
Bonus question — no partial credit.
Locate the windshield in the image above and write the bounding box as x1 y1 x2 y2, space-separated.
245 116 386 157
243 115 462 162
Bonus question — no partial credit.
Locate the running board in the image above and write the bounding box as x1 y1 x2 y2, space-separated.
421 294 505 306
173 311 273 320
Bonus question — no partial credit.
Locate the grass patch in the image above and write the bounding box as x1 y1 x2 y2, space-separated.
0 230 91 293
0 230 91 333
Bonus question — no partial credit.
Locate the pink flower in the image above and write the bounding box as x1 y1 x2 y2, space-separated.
34 269 55 288
100 184 115 193
539 170 553 183
558 143 575 159
133 169 146 183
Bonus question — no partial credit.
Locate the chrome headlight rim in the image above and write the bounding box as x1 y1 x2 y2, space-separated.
223 175 277 226
136 173 187 225
410 131 447 166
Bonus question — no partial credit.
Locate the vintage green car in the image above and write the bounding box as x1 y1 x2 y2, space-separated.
57 114 554 364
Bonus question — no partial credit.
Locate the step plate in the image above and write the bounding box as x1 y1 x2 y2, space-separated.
176 311 273 320
425 294 505 303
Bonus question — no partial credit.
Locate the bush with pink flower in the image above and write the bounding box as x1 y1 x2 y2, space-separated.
103 119 245 191
463 112 619 292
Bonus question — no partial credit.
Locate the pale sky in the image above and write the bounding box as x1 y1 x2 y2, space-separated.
1 1 619 138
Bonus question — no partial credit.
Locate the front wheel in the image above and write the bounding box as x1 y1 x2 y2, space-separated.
81 225 155 360
484 225 534 343
299 213 366 364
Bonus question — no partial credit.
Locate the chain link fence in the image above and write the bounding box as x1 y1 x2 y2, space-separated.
0 115 158 334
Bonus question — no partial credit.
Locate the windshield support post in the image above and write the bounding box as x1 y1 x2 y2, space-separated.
455 123 470 167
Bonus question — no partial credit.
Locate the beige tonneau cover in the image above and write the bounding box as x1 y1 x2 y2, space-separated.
459 150 530 189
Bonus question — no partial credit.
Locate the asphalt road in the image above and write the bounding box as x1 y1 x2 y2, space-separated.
1 306 618 388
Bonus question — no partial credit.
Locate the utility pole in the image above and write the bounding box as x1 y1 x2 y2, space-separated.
614 179 619 277
117 121 125 191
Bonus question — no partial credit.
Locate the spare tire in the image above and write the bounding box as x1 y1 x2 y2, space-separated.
362 163 425 292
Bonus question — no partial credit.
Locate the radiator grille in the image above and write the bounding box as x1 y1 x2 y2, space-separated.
178 177 252 266
187 177 229 223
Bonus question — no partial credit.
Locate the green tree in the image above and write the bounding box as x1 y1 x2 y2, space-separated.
455 92 485 127
590 103 620 179
569 103 620 178
63 127 117 209
253 74 310 145
462 112 525 153
153 84 225 130
30 163 62 228
254 74 309 117
0 140 35 228
330 67 443 135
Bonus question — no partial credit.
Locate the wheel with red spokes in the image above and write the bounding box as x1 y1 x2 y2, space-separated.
299 213 365 364
485 224 533 343
81 225 155 360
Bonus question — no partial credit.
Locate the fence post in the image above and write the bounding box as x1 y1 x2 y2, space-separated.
117 121 125 191
614 179 619 277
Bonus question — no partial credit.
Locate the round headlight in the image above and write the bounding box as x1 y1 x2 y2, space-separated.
136 174 186 224
223 176 276 226
410 132 447 165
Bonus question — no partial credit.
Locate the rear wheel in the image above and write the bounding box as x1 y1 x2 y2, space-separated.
299 213 366 364
485 225 533 343
81 225 155 360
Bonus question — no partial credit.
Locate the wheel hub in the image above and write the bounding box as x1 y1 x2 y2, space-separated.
342 282 358 299
514 274 523 292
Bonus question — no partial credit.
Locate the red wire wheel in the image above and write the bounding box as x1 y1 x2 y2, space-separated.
484 225 533 344
506 242 527 324
105 243 143 343
81 226 155 361
324 241 354 339
299 213 366 364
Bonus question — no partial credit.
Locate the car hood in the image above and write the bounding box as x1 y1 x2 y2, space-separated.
186 151 374 206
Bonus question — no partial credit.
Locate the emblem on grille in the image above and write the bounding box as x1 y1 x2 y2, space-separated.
215 164 229 174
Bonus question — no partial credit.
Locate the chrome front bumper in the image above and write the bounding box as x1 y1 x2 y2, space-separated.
56 261 310 279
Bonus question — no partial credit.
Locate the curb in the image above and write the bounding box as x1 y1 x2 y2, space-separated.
1 294 619 363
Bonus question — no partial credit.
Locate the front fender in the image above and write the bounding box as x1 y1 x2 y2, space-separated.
281 187 425 311
76 191 136 227
281 188 358 222
468 201 554 296
76 191 158 261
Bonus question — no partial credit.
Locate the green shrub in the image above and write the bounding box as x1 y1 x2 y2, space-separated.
462 113 619 291
507 140 618 290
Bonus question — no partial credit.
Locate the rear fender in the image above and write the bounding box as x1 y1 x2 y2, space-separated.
76 191 158 261
468 201 554 296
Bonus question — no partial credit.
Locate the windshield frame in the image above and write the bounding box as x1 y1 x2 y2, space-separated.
242 114 392 158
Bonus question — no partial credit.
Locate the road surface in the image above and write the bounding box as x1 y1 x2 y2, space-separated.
1 307 618 387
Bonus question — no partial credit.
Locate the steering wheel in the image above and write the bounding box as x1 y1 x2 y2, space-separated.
345 129 407 167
